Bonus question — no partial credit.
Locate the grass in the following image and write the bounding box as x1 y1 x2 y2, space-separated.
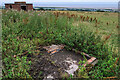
2 9 120 79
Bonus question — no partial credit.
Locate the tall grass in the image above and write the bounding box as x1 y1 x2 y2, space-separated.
2 10 119 78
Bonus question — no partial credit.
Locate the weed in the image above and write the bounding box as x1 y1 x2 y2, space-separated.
2 10 119 79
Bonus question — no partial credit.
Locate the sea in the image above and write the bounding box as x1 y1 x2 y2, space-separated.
0 2 119 9
33 2 118 9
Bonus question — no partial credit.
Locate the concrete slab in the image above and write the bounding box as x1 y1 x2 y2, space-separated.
28 44 98 79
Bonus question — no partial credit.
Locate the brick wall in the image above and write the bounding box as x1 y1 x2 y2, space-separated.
26 4 33 11
12 4 21 11
5 4 10 9
5 2 33 11
15 2 26 4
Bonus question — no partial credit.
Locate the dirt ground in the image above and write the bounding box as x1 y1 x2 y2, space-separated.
28 48 90 79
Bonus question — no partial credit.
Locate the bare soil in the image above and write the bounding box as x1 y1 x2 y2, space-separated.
28 48 90 79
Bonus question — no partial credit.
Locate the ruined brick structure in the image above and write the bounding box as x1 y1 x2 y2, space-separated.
5 2 33 11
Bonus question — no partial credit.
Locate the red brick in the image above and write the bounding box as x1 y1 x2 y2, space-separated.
5 2 33 11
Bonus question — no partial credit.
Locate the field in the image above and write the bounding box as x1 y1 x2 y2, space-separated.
2 10 120 79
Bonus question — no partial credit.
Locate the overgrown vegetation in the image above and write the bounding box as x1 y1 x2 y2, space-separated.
2 10 120 79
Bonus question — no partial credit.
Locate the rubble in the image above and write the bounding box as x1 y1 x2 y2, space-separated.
43 44 65 55
29 44 98 79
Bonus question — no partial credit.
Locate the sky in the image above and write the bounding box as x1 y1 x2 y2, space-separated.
1 0 120 3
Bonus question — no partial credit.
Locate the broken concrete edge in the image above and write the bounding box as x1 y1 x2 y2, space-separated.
72 49 91 58
43 44 98 71
83 57 96 67
43 45 98 66
43 44 65 55
72 49 98 71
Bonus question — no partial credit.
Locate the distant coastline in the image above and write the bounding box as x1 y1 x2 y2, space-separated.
0 2 118 9
33 2 118 9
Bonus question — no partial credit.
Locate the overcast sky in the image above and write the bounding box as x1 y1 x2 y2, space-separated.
1 0 119 3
